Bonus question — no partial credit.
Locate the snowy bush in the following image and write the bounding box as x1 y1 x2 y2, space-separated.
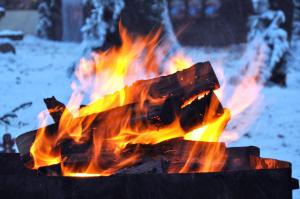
36 2 52 39
248 6 289 83
81 0 125 50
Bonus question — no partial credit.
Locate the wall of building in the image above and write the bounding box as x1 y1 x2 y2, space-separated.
168 0 254 46
0 10 38 35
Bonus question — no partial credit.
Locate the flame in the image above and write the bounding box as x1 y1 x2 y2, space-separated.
30 111 61 169
29 24 263 177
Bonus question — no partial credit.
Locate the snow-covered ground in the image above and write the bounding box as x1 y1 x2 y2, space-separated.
0 36 82 136
0 36 299 198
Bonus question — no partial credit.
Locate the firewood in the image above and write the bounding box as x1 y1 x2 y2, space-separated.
45 62 220 125
71 91 224 138
43 97 66 123
39 62 220 133
116 158 166 174
16 124 58 163
224 146 260 170
16 62 223 167
16 91 226 166
60 138 226 174
83 61 220 113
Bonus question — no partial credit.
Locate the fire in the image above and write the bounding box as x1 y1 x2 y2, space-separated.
29 24 262 176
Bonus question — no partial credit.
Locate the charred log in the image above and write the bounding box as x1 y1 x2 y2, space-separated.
16 91 226 166
16 62 223 166
59 138 226 174
87 62 220 111
43 97 66 123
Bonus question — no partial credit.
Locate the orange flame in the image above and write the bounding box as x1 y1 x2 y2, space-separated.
30 24 263 176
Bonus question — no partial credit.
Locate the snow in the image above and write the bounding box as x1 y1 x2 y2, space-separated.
0 36 82 136
0 35 299 198
0 30 23 36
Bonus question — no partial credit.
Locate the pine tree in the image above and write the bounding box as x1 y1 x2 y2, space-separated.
248 0 289 85
36 0 62 40
36 0 52 39
81 0 179 53
81 0 125 50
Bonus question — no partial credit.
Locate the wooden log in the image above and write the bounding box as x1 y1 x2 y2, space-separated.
115 158 166 174
60 138 226 174
43 97 66 123
40 62 221 132
16 61 223 166
72 91 224 138
16 91 226 167
83 61 220 113
224 146 260 171
16 124 58 164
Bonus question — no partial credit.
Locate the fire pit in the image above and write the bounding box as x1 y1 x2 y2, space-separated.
0 146 298 199
1 26 298 198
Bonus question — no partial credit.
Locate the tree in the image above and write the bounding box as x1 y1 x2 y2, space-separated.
81 0 179 53
36 0 62 40
36 1 52 39
81 0 125 51
248 0 289 86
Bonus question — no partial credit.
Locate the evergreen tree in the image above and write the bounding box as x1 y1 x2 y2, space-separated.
81 0 178 54
36 0 52 39
36 0 62 40
248 0 289 85
81 0 125 50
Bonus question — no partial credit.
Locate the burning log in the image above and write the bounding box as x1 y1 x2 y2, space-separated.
83 61 220 112
43 97 66 123
61 138 225 161
37 138 226 175
17 91 227 165
16 62 225 168
116 159 166 174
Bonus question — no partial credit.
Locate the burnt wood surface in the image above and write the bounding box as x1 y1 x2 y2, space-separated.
16 61 224 170
60 138 226 172
87 62 220 111
225 146 260 171
44 97 66 123
16 91 226 165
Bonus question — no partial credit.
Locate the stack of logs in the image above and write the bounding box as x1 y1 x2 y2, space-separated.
16 61 232 174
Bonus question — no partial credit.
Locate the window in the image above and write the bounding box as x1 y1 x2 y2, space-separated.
187 0 202 17
203 0 221 18
169 0 186 18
